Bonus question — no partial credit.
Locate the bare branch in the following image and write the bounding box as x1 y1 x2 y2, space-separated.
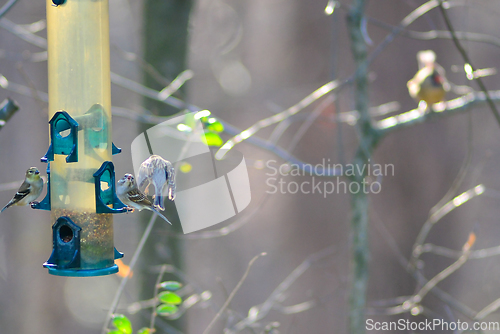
227 246 335 333
410 185 484 267
215 80 343 160
403 232 476 315
203 253 267 334
377 91 500 133
101 213 159 334
437 0 500 127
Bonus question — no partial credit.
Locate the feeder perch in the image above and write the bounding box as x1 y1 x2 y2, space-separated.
112 143 122 155
94 161 127 214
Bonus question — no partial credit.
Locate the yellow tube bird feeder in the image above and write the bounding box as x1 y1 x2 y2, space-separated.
36 0 127 276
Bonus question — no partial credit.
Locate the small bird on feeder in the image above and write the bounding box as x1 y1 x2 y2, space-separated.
116 173 172 224
407 50 450 107
137 155 176 211
1 167 43 212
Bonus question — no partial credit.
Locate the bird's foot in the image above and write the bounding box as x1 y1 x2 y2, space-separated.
30 201 40 209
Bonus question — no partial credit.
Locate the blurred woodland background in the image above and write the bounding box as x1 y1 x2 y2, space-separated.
1 0 500 333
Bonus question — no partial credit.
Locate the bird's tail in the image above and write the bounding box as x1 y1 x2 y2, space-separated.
1 201 13 213
148 207 172 225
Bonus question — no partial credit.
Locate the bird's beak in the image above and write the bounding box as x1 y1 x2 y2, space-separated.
35 170 40 175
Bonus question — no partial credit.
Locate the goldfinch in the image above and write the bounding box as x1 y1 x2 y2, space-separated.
116 173 172 224
407 50 450 106
1 167 43 212
137 155 176 211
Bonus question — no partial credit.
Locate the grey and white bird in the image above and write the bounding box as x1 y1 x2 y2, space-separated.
1 167 43 212
137 155 175 211
116 173 172 224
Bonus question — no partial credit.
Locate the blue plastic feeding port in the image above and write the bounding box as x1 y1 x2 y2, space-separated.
44 216 120 277
44 216 82 271
42 111 79 163
41 106 120 163
94 161 127 214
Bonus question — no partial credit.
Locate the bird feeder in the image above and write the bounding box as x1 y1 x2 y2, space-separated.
36 0 126 276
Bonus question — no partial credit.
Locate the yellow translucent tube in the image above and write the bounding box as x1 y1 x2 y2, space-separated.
46 0 114 271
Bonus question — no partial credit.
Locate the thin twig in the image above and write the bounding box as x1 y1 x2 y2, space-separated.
149 264 169 331
420 243 500 260
429 112 473 215
371 233 475 316
409 185 484 267
112 43 171 86
369 17 500 49
215 80 343 160
371 211 478 319
364 0 465 67
0 180 22 192
15 62 46 114
475 298 500 321
227 246 335 333
405 232 476 310
437 0 500 127
202 253 266 334
101 213 158 334
0 0 19 19
0 18 47 48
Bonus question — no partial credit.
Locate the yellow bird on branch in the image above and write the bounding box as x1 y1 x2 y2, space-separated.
407 50 450 107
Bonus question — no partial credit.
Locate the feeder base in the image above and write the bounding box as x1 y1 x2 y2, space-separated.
45 264 118 277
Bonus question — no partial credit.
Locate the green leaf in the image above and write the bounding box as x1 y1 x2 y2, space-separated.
159 281 183 291
201 131 223 146
137 328 151 334
158 291 182 305
207 120 224 133
156 303 179 316
112 314 132 334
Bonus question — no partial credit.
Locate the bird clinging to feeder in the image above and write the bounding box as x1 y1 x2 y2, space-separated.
137 155 176 211
407 50 450 107
1 167 43 212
